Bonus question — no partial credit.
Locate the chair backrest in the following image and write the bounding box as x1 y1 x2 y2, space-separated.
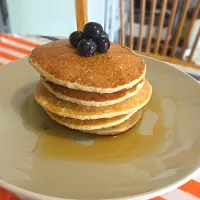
119 0 200 64
75 0 88 31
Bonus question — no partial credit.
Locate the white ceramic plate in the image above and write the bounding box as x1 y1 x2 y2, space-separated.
0 56 200 200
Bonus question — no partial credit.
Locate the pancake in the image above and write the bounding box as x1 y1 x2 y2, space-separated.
34 79 152 120
41 76 145 107
87 109 142 135
29 39 146 93
45 110 136 131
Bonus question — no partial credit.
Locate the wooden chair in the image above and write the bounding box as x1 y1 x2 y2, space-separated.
120 0 200 69
75 0 200 69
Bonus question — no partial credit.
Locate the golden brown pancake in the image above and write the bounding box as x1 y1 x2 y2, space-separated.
45 110 136 131
87 109 142 135
29 39 146 93
41 76 145 107
34 79 152 120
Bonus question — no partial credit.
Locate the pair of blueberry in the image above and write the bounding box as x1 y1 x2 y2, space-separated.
69 22 110 57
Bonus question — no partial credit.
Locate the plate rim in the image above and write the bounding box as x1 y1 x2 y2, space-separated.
0 168 199 200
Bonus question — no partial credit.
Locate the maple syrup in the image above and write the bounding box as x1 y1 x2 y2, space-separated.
21 92 166 163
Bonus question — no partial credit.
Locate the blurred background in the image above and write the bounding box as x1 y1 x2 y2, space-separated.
0 0 199 64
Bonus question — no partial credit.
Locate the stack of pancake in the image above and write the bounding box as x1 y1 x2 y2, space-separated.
29 39 152 135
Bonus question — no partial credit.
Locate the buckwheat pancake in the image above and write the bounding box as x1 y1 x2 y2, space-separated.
87 109 142 135
41 76 145 107
29 39 146 93
45 110 135 131
34 79 152 120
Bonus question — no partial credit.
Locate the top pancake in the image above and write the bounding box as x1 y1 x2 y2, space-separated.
29 39 146 93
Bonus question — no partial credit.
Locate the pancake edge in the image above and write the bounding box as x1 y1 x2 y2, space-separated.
34 80 152 119
45 110 137 131
41 77 145 107
86 109 143 135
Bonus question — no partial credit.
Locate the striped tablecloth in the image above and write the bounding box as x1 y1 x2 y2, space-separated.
0 34 200 200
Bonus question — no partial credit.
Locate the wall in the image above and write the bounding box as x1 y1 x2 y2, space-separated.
6 0 76 36
0 8 3 32
6 0 105 37
88 0 105 26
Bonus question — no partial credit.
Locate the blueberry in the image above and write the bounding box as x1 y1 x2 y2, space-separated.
83 22 103 40
69 31 84 48
101 31 109 40
77 39 97 57
96 37 110 53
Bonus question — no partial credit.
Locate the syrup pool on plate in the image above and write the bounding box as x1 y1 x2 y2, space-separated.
21 92 168 163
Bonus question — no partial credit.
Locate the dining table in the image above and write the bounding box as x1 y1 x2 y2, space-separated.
0 33 200 200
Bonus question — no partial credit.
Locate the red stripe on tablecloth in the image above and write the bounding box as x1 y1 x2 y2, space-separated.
0 41 31 55
150 196 165 200
0 51 19 61
0 187 20 200
179 180 200 198
0 34 39 48
0 63 3 66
